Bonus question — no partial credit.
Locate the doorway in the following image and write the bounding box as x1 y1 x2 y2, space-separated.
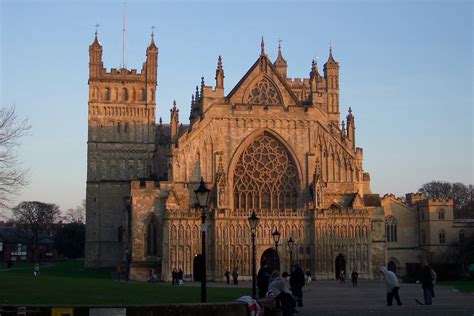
260 248 280 272
193 254 203 281
335 254 346 279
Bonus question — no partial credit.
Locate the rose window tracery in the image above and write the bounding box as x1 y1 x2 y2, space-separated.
247 78 282 106
233 133 298 210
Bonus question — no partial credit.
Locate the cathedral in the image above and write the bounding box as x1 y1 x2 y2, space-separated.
85 31 472 281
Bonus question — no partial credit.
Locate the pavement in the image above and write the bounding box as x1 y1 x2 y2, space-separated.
188 279 474 315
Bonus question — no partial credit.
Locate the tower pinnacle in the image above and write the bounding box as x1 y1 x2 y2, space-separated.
261 36 265 55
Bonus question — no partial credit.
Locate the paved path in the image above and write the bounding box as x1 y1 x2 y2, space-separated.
191 279 474 315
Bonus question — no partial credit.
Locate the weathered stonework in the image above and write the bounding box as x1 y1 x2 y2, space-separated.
86 33 473 281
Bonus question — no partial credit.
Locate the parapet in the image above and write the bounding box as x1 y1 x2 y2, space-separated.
363 173 370 181
131 179 160 191
405 192 425 206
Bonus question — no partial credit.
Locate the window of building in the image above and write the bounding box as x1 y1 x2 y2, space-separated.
123 88 129 101
439 231 445 244
105 87 111 100
141 89 146 101
385 216 397 242
146 216 158 256
459 231 465 244
438 208 445 220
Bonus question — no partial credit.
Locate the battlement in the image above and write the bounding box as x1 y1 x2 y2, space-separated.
131 179 160 191
381 193 406 205
405 192 425 206
363 172 370 181
418 198 454 206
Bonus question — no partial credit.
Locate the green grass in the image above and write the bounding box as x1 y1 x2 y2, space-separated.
438 280 474 293
0 260 250 305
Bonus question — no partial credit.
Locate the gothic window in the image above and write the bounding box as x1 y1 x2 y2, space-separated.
104 87 111 101
146 216 158 256
459 230 465 244
438 208 445 220
439 230 445 244
141 89 146 101
247 77 282 106
123 88 129 101
233 132 298 210
385 216 397 242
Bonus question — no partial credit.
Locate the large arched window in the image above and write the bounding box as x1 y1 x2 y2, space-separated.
385 216 397 242
233 132 298 210
438 208 445 220
123 88 129 101
146 215 158 256
105 87 111 100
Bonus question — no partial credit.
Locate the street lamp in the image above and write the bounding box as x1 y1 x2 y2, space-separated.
248 210 260 298
194 177 210 303
272 228 281 269
287 237 295 270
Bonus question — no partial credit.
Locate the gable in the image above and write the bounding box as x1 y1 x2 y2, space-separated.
226 55 299 107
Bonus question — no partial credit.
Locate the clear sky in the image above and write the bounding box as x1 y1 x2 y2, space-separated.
1 0 472 212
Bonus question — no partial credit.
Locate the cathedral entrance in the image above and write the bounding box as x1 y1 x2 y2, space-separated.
335 254 346 279
260 248 280 272
193 254 203 281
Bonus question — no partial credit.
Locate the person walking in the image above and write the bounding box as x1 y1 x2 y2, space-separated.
232 267 239 285
33 263 40 277
178 268 184 285
172 268 177 285
225 269 231 285
421 265 434 305
305 269 312 284
431 267 437 298
339 270 345 285
380 266 402 306
351 270 358 287
257 261 272 298
290 264 305 307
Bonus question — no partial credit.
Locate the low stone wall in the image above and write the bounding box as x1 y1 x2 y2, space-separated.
0 302 252 316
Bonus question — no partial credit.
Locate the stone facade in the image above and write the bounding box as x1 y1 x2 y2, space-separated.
85 32 473 281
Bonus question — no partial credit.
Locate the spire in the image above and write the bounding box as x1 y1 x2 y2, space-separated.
147 26 158 51
215 55 225 89
260 36 265 55
273 38 287 77
347 106 354 121
172 100 178 112
91 24 102 48
325 43 337 65
311 59 319 77
171 100 179 144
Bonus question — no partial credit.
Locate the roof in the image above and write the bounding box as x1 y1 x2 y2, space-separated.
363 194 382 207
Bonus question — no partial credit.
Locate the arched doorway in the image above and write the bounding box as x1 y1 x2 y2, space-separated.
260 248 280 272
388 261 397 274
335 254 346 279
193 254 203 281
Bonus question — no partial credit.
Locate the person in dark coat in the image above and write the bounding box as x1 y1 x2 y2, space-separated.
172 268 177 285
232 267 239 285
421 265 434 305
351 271 359 287
225 269 231 284
257 262 272 298
290 264 305 307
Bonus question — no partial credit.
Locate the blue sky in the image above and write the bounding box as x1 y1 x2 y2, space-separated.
1 0 472 211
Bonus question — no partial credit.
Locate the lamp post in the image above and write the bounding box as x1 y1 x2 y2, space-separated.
194 177 210 303
287 237 294 270
248 211 260 298
272 228 281 269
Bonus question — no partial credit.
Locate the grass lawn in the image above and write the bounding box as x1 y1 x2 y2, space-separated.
0 260 250 305
438 280 474 293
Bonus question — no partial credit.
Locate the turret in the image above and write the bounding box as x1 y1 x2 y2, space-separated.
324 46 340 124
346 107 356 150
170 100 179 144
215 55 225 90
145 31 158 83
89 31 103 79
273 42 287 78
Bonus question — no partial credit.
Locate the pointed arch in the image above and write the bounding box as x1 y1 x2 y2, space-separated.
244 75 283 106
144 212 158 257
229 129 302 210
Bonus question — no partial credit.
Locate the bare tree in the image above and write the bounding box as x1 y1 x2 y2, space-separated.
12 201 60 261
418 181 473 211
64 199 86 224
0 106 30 210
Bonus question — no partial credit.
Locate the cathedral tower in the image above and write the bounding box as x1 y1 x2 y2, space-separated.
85 31 158 268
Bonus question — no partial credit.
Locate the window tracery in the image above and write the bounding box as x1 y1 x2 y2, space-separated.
247 77 282 106
233 133 298 210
